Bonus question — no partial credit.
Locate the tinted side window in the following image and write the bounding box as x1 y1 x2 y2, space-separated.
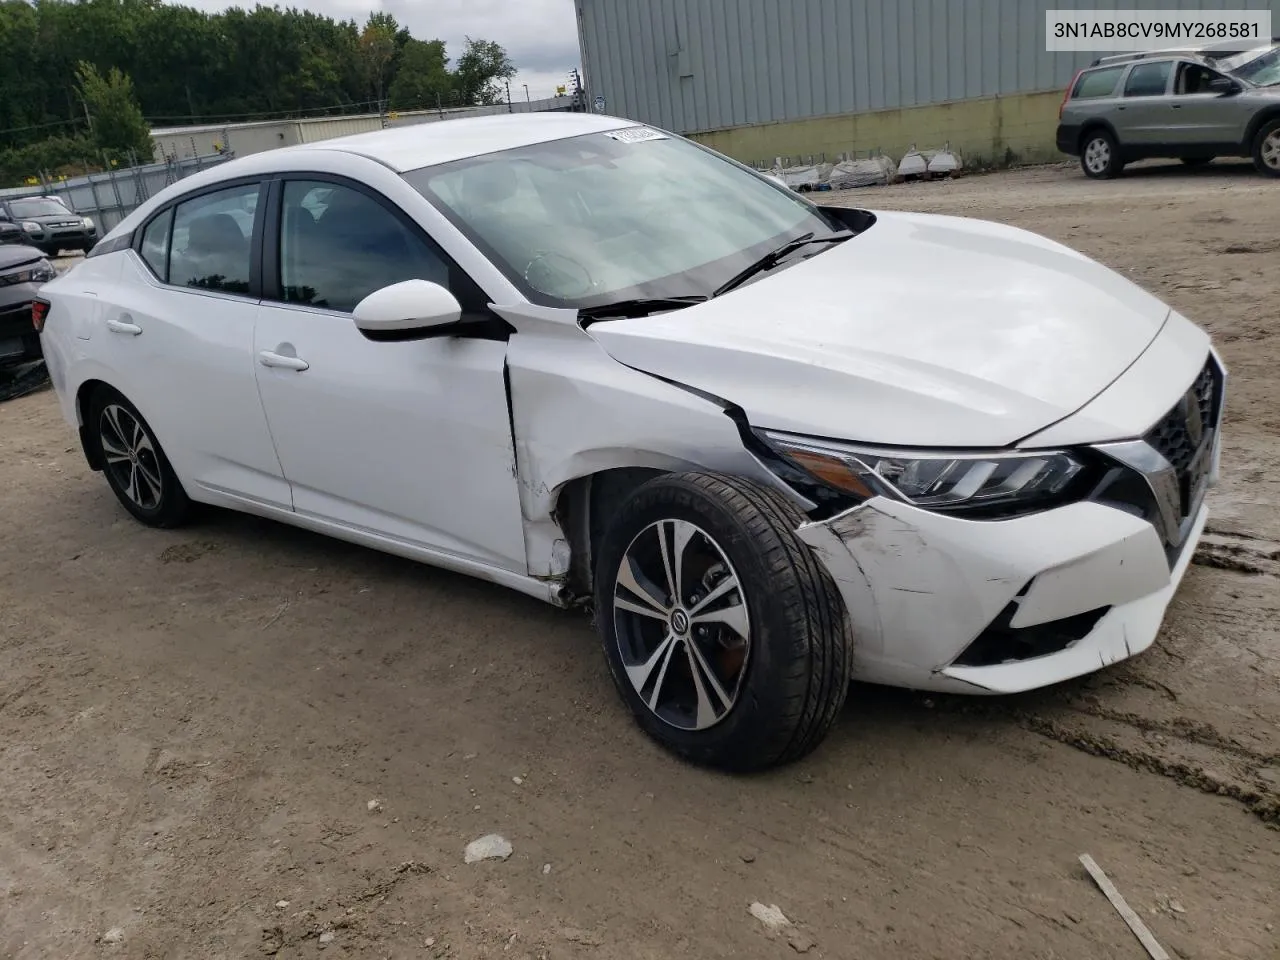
168 183 260 294
140 209 172 280
1124 61 1172 97
1073 66 1124 99
277 180 474 315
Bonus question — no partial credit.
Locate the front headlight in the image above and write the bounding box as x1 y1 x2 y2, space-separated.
758 429 1087 515
82 217 96 231
2 258 57 284
21 221 41 234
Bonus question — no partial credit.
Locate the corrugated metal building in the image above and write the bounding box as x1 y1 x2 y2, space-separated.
575 0 1280 165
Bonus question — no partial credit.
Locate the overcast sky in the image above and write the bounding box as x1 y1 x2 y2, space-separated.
177 0 582 100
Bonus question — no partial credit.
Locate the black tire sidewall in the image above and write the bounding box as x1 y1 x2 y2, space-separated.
88 385 190 527
1253 119 1280 178
593 474 839 768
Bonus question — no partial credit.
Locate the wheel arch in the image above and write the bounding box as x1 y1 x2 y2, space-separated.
1077 119 1120 154
1244 106 1280 149
553 466 668 602
74 377 115 471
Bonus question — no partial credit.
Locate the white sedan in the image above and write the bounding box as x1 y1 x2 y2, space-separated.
35 113 1225 771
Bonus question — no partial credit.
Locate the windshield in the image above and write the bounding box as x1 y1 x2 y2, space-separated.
402 128 844 308
1227 46 1280 86
9 197 73 219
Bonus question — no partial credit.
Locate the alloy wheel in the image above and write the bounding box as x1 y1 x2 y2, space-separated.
99 402 164 510
1084 137 1111 175
1262 129 1280 171
611 518 751 731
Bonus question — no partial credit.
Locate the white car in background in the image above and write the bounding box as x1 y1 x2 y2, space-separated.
34 113 1225 771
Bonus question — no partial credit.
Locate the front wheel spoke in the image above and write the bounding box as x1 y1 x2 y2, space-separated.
616 555 669 617
688 574 740 616
691 601 749 640
614 594 667 621
685 639 733 727
624 631 678 697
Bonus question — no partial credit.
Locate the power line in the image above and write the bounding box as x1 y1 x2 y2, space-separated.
0 117 85 139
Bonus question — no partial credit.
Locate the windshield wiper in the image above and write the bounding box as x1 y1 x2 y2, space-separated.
578 295 708 321
712 231 854 298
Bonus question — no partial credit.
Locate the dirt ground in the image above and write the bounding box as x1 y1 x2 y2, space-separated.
2 159 1278 960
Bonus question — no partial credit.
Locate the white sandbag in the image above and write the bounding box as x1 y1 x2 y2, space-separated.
897 147 928 178
827 155 896 189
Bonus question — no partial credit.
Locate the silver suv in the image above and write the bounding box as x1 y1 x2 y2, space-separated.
1056 42 1280 178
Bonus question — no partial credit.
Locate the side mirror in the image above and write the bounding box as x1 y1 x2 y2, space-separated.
352 279 462 339
1209 77 1241 95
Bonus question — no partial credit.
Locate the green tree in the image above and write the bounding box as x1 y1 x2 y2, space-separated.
360 12 399 107
388 38 451 111
453 37 516 106
75 61 151 157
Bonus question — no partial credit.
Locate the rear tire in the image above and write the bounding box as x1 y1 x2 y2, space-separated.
88 385 193 528
1080 129 1123 179
1251 118 1280 178
593 472 852 772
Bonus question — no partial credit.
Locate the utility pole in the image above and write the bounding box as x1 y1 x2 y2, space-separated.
505 79 513 112
523 83 530 102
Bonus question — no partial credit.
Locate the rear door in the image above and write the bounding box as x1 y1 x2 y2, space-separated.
92 178 292 508
1117 60 1175 146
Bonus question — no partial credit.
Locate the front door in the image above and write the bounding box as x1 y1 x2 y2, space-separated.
1169 61 1256 145
252 176 527 572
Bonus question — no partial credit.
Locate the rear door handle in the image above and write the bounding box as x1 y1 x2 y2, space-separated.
258 350 309 372
105 316 142 335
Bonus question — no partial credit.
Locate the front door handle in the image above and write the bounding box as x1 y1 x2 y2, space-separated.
258 350 309 372
105 316 142 335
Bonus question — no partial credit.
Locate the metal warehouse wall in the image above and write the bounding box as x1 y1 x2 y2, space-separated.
576 0 1280 134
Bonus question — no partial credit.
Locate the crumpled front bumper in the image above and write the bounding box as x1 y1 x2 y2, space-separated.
797 495 1207 694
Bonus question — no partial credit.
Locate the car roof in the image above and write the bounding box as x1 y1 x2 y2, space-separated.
294 111 638 173
102 113 649 243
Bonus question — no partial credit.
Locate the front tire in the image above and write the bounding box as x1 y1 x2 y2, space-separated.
1080 129 1123 179
593 472 852 772
1251 118 1280 178
88 386 193 528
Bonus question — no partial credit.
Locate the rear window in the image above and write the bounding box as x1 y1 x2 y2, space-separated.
1124 61 1172 97
1073 66 1124 99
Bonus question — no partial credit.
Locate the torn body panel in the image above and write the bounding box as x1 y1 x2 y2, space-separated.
493 302 797 590
797 496 1203 694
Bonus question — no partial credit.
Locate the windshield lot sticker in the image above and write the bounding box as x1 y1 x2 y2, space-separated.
607 127 669 143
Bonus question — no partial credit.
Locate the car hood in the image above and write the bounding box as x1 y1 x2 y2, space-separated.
0 244 45 270
586 210 1172 448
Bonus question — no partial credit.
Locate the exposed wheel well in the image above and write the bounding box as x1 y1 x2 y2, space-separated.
74 378 111 471
555 467 665 601
1245 107 1280 147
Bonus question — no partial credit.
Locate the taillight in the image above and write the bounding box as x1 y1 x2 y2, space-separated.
1060 70 1083 119
31 297 50 333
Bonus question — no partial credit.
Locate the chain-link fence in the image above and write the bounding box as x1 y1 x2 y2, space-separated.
0 151 236 236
